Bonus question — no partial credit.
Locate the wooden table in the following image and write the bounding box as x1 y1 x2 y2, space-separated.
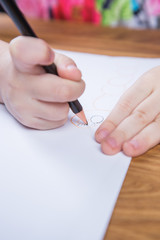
0 14 160 240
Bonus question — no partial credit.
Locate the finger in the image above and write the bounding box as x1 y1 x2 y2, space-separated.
25 117 68 130
28 73 85 102
99 90 160 155
33 101 69 122
95 77 153 143
123 114 160 157
9 36 54 74
4 94 69 130
54 52 82 81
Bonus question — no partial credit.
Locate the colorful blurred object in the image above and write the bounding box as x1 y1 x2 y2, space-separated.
14 0 160 28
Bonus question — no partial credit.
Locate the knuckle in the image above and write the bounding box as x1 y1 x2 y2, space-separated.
106 119 117 129
118 99 132 113
133 109 148 125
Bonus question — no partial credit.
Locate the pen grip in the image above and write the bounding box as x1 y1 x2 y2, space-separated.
0 0 83 115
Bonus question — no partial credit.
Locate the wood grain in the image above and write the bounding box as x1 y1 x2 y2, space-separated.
0 14 160 240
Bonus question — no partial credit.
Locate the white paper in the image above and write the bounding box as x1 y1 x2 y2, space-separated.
0 51 160 240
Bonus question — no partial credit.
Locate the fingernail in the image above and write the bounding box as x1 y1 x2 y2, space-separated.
66 64 77 70
105 137 117 149
96 129 109 142
128 139 139 149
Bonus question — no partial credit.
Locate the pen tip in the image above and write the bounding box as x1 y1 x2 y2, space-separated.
76 110 88 125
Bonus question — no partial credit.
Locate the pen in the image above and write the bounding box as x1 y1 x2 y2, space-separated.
0 0 88 125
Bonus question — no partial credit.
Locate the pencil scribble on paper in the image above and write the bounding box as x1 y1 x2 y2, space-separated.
70 62 138 128
71 110 108 128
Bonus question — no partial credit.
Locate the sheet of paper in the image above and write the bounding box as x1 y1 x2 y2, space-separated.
0 51 160 240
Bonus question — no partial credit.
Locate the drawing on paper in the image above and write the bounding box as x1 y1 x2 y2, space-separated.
71 110 109 128
70 59 138 128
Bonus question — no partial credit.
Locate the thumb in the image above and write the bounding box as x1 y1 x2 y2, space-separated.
9 36 54 75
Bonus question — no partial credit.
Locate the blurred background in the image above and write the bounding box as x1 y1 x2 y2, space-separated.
0 0 160 30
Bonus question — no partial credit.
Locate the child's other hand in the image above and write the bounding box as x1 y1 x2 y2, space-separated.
0 37 85 129
95 67 160 157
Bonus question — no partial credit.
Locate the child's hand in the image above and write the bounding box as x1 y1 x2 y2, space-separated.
95 66 160 157
0 37 85 130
